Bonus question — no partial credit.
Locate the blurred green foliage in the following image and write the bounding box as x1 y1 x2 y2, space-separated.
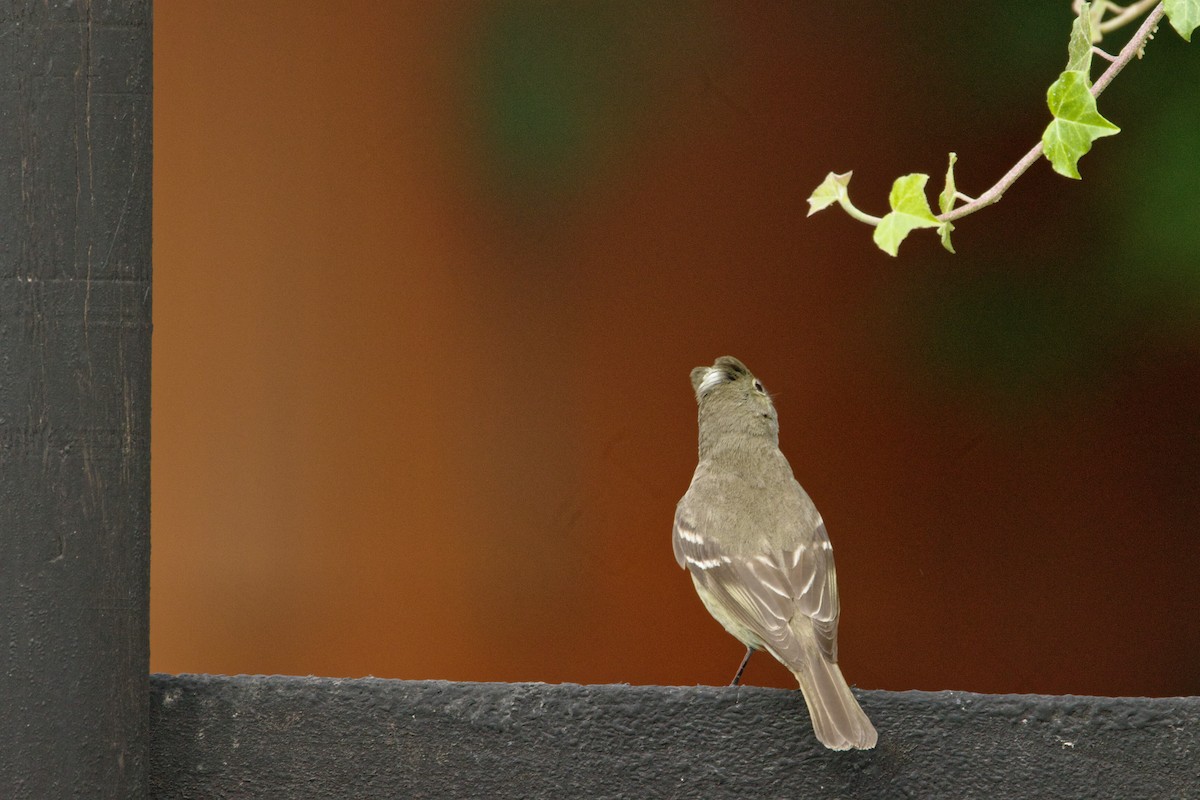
475 4 634 201
471 3 712 215
1106 48 1200 331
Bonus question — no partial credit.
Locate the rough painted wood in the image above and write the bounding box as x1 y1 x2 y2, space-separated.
0 2 152 797
150 675 1200 798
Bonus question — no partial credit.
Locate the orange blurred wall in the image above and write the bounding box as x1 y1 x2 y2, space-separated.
152 2 1200 697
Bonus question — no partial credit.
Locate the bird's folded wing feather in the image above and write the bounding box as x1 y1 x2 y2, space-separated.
674 501 841 663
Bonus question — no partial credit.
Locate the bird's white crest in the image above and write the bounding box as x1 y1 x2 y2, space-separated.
696 367 726 396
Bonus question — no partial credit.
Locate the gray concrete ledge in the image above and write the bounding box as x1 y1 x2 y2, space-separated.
149 673 1199 799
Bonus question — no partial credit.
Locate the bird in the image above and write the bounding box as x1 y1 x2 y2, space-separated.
673 355 877 750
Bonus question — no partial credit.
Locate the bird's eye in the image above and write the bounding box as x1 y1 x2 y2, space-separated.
752 380 766 394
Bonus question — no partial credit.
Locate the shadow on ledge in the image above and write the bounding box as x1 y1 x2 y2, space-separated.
149 674 1198 799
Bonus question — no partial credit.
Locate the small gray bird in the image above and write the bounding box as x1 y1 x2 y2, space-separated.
674 356 877 750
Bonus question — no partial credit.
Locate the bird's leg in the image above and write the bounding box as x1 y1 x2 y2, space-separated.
730 646 754 686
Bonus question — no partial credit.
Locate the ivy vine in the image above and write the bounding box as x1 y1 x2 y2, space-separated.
806 1 1198 256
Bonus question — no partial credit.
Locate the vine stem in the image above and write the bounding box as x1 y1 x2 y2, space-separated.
1093 0 1161 34
1091 1 1163 94
837 195 883 226
939 2 1165 223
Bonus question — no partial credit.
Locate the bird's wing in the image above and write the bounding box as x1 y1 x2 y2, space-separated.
674 501 841 664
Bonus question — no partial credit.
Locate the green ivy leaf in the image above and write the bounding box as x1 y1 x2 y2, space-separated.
1165 0 1200 41
1066 2 1097 72
937 153 957 254
938 152 958 215
1084 1 1106 43
1042 70 1119 179
806 171 853 216
938 221 956 254
872 173 940 257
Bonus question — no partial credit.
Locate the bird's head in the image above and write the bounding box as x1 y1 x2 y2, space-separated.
690 356 779 447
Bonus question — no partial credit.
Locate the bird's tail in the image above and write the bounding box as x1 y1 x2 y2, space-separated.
791 657 878 750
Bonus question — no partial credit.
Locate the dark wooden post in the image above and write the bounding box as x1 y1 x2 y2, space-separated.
0 2 152 797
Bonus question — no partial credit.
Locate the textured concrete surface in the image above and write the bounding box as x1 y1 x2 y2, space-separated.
150 674 1199 798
